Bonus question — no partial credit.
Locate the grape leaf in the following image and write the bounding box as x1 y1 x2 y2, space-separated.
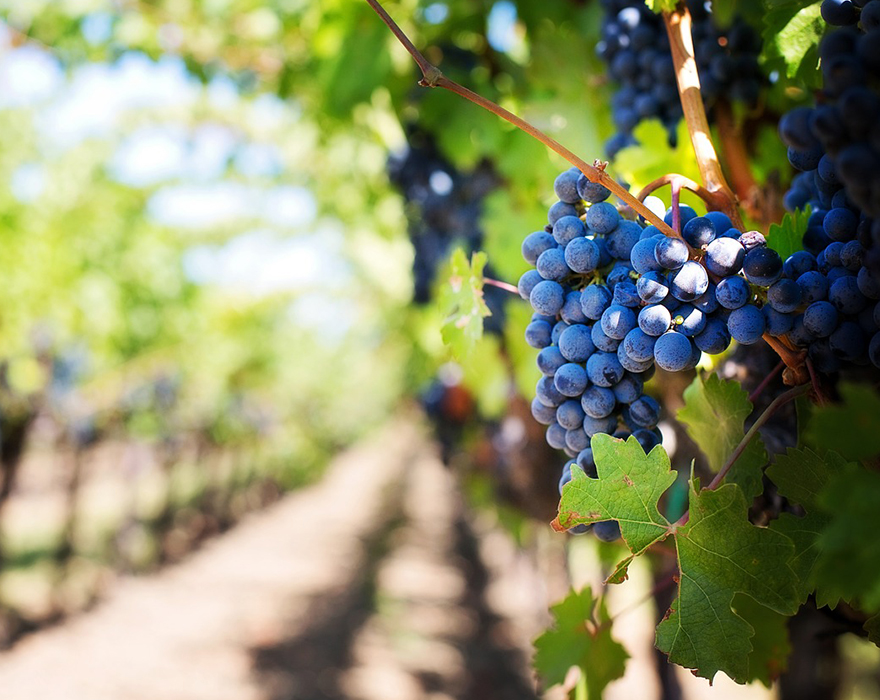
767 206 810 261
814 468 880 610
806 384 880 462
731 594 791 686
646 0 678 13
533 586 629 696
677 374 767 501
767 448 851 607
554 436 799 683
438 248 491 358
656 483 799 684
763 1 824 79
553 434 676 581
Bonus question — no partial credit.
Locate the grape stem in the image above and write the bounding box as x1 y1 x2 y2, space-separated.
638 173 718 213
748 360 784 403
705 383 811 492
483 277 520 295
365 0 678 237
662 4 742 229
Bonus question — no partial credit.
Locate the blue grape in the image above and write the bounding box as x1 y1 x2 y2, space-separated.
839 240 864 271
530 280 565 314
742 246 783 286
581 386 617 419
577 174 611 203
654 331 693 371
551 321 570 344
576 447 596 475
583 414 619 437
704 237 746 276
823 207 858 241
536 376 566 407
639 304 672 336
670 261 709 301
553 215 587 245
694 317 731 353
829 275 868 314
522 231 557 264
783 250 817 279
716 275 751 309
618 343 655 372
608 220 643 259
664 204 698 228
558 461 574 494
554 167 581 204
767 278 803 313
637 271 669 303
629 394 660 428
633 428 662 453
704 211 733 232
789 314 818 347
682 216 717 248
593 520 621 542
586 202 621 234
549 201 579 225
546 422 567 449
587 351 625 387
606 263 635 289
764 306 795 336
537 247 570 281
566 428 591 452
829 321 866 362
517 269 542 300
559 324 596 362
673 305 706 336
654 236 689 269
623 327 657 362
858 267 880 300
561 291 589 324
581 284 612 320
692 285 719 313
565 237 601 273
797 270 829 304
612 373 643 404
727 304 766 344
537 346 566 376
592 322 621 352
525 320 552 348
531 397 557 425
803 300 840 337
612 281 642 307
601 304 638 340
555 363 589 396
630 236 664 274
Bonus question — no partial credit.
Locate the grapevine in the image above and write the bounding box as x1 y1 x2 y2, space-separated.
368 0 880 694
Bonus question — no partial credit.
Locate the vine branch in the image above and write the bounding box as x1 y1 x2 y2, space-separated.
662 5 742 229
366 0 678 237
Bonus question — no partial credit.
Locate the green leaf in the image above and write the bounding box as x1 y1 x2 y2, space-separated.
763 1 824 79
814 467 880 610
645 0 678 13
677 374 767 501
767 206 810 261
555 434 676 569
437 248 491 358
731 594 792 686
767 448 851 607
656 483 799 684
806 383 880 462
533 587 629 696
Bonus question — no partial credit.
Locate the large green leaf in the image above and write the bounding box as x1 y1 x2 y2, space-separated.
556 436 799 683
677 374 767 501
656 483 799 683
731 594 792 686
533 586 629 696
763 0 824 80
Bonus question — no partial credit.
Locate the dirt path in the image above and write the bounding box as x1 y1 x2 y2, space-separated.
0 418 542 700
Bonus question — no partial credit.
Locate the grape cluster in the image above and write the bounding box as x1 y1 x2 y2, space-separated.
781 1 880 270
597 0 763 156
388 128 507 331
523 167 880 540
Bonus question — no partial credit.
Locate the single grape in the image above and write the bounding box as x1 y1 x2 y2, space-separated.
537 375 566 407
525 320 552 348
561 291 589 325
549 201 579 225
829 321 866 361
629 394 661 428
655 236 689 269
522 231 557 264
555 363 589 396
577 173 612 203
630 236 664 274
716 275 752 309
654 331 693 371
551 321 570 345
767 278 803 313
727 304 766 344
674 305 707 336
581 284 613 320
601 304 638 340
797 270 830 304
554 167 582 204
692 285 719 313
670 261 710 301
531 397 557 425
566 428 591 452
623 327 657 362
608 220 642 259
694 317 731 353
581 385 617 419
546 422 568 449
803 300 840 337
537 346 566 376
742 246 783 286
704 237 746 276
612 373 644 404
530 280 565 315
592 322 621 352
537 247 570 281
583 413 619 437
632 428 662 453
638 304 673 336
565 237 601 273
586 202 621 234
764 306 795 336
518 269 543 300
829 275 868 314
637 270 670 303
557 400 587 430
682 216 717 248
587 351 625 387
593 520 622 542
613 281 642 307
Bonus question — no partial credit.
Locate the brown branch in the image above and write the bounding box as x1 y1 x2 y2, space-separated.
663 5 742 230
637 173 720 212
366 0 678 237
483 277 520 295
